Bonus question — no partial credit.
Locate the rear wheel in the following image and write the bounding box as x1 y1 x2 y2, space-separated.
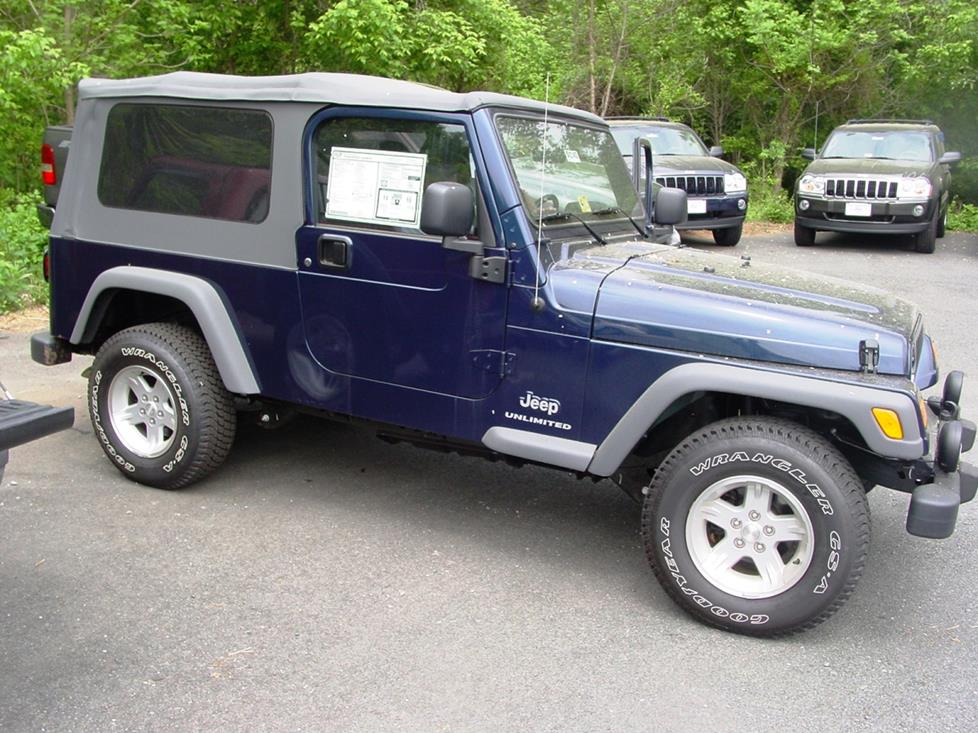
641 417 869 636
712 223 743 246
88 323 236 489
794 221 816 246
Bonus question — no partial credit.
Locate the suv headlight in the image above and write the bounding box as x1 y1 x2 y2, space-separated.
798 174 825 195
724 172 747 193
897 177 932 199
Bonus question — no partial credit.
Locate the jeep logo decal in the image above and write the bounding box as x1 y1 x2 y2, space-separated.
519 391 560 415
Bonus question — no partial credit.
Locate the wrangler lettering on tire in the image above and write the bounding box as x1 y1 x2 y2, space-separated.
641 417 870 636
88 323 235 489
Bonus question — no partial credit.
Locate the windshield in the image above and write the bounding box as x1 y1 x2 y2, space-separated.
821 131 933 162
495 115 642 228
610 125 708 157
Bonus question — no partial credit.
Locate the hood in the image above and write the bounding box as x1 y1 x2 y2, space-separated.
653 154 739 175
549 243 917 375
804 158 935 178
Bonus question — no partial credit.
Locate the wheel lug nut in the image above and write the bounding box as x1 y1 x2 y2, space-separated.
158 411 163 417
139 409 145 415
754 543 765 552
141 395 147 401
764 525 774 536
731 518 742 528
153 396 159 402
748 510 760 521
733 538 745 548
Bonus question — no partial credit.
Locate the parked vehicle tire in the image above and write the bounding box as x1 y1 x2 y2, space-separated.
794 221 816 246
641 417 869 636
88 323 236 489
915 211 938 253
936 206 947 239
712 223 743 246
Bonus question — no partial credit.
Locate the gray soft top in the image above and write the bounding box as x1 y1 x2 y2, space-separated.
77 71 602 123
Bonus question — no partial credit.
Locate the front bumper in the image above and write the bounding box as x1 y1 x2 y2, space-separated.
905 371 976 539
676 193 748 231
795 195 936 234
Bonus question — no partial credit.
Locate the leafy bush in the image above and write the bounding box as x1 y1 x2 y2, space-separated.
0 190 49 313
948 199 978 233
745 181 794 224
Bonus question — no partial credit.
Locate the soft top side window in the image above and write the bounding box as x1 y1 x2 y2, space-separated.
98 103 273 223
313 117 475 235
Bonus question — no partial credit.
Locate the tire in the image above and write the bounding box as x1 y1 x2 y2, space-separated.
88 323 236 489
794 221 815 246
936 206 947 239
915 212 938 253
712 223 742 246
641 417 869 636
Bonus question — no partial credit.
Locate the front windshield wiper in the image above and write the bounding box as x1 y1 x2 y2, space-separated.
540 211 607 245
591 206 647 238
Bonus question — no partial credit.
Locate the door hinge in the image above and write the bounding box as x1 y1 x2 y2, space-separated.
470 349 516 377
469 255 507 284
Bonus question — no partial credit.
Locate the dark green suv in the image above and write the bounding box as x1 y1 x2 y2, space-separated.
794 120 961 253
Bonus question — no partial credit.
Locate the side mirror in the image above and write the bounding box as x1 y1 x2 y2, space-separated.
801 148 816 161
709 145 724 158
939 151 962 166
420 182 474 237
654 187 688 226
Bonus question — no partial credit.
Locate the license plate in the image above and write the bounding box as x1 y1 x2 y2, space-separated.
845 202 872 217
687 199 707 215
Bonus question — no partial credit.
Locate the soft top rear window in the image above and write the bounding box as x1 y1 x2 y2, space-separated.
98 103 273 223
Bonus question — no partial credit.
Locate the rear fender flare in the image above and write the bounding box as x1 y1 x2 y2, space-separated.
70 266 260 395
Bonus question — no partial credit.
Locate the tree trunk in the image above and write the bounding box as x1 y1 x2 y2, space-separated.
63 5 76 124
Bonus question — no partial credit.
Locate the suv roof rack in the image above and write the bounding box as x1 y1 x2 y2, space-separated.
605 116 671 122
845 118 934 126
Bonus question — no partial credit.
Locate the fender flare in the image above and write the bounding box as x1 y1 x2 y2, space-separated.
586 362 924 477
70 266 260 395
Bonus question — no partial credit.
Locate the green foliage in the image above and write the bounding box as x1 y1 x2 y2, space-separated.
744 181 795 225
0 190 49 313
948 201 978 233
0 28 87 190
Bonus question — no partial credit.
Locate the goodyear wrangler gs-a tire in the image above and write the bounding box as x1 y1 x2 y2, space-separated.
641 417 870 636
88 323 235 489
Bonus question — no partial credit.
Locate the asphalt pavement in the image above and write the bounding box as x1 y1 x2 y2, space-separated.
1 228 976 732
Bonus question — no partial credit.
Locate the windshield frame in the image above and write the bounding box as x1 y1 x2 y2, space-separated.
491 110 645 238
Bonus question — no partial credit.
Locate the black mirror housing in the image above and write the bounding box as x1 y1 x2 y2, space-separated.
709 145 724 158
801 148 816 161
939 151 962 166
420 182 474 237
654 187 688 226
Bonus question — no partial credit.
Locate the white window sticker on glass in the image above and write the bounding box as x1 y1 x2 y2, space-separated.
325 146 428 226
564 149 581 163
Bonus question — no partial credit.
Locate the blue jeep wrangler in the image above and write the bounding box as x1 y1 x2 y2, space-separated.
31 72 975 636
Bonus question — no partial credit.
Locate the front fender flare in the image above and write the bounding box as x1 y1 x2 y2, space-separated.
587 362 923 477
70 266 260 395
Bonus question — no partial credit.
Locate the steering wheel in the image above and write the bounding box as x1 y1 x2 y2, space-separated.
536 193 560 217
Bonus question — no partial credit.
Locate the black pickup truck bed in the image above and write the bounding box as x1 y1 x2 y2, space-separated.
0 399 74 481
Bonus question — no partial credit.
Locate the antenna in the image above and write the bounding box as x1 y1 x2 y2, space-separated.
531 73 550 313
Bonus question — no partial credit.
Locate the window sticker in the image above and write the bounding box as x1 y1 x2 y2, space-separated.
325 146 428 226
564 149 581 163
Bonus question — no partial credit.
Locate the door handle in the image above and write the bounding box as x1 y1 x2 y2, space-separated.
317 234 352 269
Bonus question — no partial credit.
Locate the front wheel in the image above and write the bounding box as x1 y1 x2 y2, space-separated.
794 221 816 246
915 211 938 253
712 223 743 246
88 323 236 489
641 417 869 636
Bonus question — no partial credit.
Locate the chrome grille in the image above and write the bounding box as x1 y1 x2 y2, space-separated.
825 178 898 199
656 175 724 195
